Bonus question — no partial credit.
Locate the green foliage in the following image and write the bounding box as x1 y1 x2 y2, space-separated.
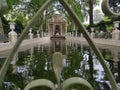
1 0 101 33
94 15 120 31
0 0 8 16
1 16 10 34
68 84 90 90
103 16 112 22
66 0 84 22
61 45 83 80
15 14 27 27
5 73 25 89
4 0 97 30
6 0 19 10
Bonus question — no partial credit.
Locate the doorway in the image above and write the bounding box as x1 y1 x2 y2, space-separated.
55 25 60 35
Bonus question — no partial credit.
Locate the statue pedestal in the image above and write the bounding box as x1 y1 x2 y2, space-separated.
91 32 95 38
28 28 33 39
112 29 120 40
8 30 17 43
28 33 33 39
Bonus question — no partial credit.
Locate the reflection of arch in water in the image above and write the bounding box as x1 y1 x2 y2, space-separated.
55 40 61 52
50 39 67 55
55 25 61 35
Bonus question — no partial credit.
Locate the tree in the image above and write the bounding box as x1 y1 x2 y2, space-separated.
89 0 94 26
88 0 99 32
3 0 100 34
0 0 20 36
0 0 8 42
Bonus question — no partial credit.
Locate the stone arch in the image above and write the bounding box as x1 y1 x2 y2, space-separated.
55 25 61 35
47 14 67 39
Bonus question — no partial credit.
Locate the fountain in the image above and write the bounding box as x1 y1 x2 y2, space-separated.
47 14 67 39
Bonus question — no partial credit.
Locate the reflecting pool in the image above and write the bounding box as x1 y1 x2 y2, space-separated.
0 39 120 90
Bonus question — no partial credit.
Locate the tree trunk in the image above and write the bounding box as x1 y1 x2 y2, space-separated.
0 18 4 35
89 0 94 33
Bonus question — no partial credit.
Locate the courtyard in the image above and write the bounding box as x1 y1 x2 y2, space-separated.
0 0 120 90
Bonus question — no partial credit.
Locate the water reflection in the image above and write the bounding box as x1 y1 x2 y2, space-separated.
0 39 120 90
50 39 67 56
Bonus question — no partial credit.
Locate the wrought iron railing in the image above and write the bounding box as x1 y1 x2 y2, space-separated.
0 0 119 90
